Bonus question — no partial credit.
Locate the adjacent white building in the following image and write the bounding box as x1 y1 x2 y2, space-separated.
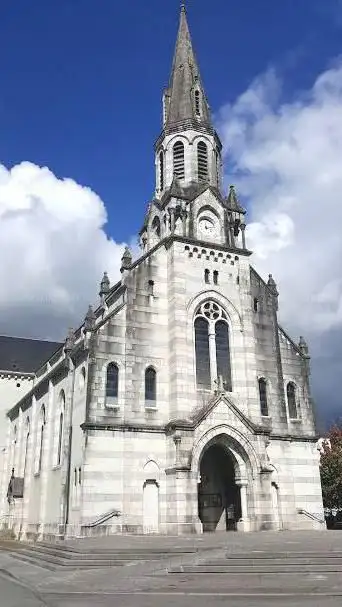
0 6 324 540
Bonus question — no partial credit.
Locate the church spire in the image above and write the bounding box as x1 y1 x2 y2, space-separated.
163 3 211 127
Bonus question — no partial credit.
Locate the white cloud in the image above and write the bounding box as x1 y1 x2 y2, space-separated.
218 60 342 424
218 61 342 336
0 162 127 340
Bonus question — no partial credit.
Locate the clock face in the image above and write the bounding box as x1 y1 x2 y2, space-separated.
198 217 217 237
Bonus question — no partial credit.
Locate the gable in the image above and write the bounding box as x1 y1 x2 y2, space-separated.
167 393 270 438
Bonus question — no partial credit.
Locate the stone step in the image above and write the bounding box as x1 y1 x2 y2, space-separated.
10 551 133 571
9 552 60 571
169 563 342 574
207 557 342 566
37 541 197 555
12 548 146 568
25 544 172 561
225 551 342 560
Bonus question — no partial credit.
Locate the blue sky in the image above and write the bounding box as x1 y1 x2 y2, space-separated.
1 0 341 240
1 1 342 427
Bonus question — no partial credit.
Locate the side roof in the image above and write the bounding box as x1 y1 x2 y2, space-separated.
0 335 62 374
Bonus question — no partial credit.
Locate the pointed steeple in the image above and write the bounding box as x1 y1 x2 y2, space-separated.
164 4 211 127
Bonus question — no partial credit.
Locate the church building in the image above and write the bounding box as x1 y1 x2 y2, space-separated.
0 6 324 539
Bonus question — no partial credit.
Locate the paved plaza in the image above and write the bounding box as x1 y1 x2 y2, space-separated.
0 530 342 606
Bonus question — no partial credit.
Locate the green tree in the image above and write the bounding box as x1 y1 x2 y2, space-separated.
320 425 342 509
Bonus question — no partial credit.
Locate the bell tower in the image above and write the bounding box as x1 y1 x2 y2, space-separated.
155 4 222 195
139 5 247 255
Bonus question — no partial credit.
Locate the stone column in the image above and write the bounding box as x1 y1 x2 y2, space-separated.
236 481 250 532
240 223 246 249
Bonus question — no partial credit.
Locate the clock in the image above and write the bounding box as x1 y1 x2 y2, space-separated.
198 216 217 238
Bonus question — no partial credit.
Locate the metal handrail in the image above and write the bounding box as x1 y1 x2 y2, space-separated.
297 508 325 524
83 508 121 528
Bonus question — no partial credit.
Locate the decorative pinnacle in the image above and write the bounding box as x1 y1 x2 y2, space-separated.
84 305 96 333
99 271 110 297
121 246 132 272
299 335 309 356
64 327 75 353
267 274 278 291
227 184 245 213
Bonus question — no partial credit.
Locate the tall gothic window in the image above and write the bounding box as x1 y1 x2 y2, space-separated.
197 141 208 181
35 405 46 475
23 417 30 478
195 317 211 389
215 149 220 185
106 363 119 399
215 320 232 391
195 301 232 391
258 378 268 416
145 367 157 402
195 90 200 116
152 216 161 238
173 141 185 179
159 151 164 190
56 390 65 467
287 382 298 419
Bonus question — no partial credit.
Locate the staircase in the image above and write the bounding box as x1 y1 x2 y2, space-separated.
1 540 199 572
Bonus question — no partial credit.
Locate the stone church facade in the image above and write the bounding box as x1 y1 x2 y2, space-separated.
1 6 324 540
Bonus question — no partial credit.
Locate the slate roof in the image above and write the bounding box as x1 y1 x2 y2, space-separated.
0 335 62 374
165 5 211 127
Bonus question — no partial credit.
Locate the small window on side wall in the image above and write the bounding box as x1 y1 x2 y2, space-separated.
145 367 157 404
287 382 298 419
106 363 119 399
258 378 268 417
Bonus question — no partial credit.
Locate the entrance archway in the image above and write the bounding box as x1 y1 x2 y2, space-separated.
271 482 282 530
143 480 159 533
198 443 241 532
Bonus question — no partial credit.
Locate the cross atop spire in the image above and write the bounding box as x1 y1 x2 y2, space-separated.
163 3 211 127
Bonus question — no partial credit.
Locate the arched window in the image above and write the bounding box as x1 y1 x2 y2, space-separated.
213 270 219 285
106 363 119 399
197 141 208 181
287 382 298 419
204 269 210 284
173 141 185 179
12 425 17 470
215 149 220 185
195 90 200 116
195 302 232 391
258 378 268 416
79 366 86 391
215 320 232 391
23 417 30 478
56 390 65 467
195 317 211 389
151 216 161 238
159 151 164 190
36 405 46 474
145 367 157 402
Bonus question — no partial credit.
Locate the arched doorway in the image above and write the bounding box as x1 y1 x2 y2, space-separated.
271 482 282 530
198 444 241 532
143 480 159 533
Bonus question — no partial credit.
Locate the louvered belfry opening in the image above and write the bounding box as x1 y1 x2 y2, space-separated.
197 141 208 181
159 151 164 190
173 141 185 179
195 90 200 116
